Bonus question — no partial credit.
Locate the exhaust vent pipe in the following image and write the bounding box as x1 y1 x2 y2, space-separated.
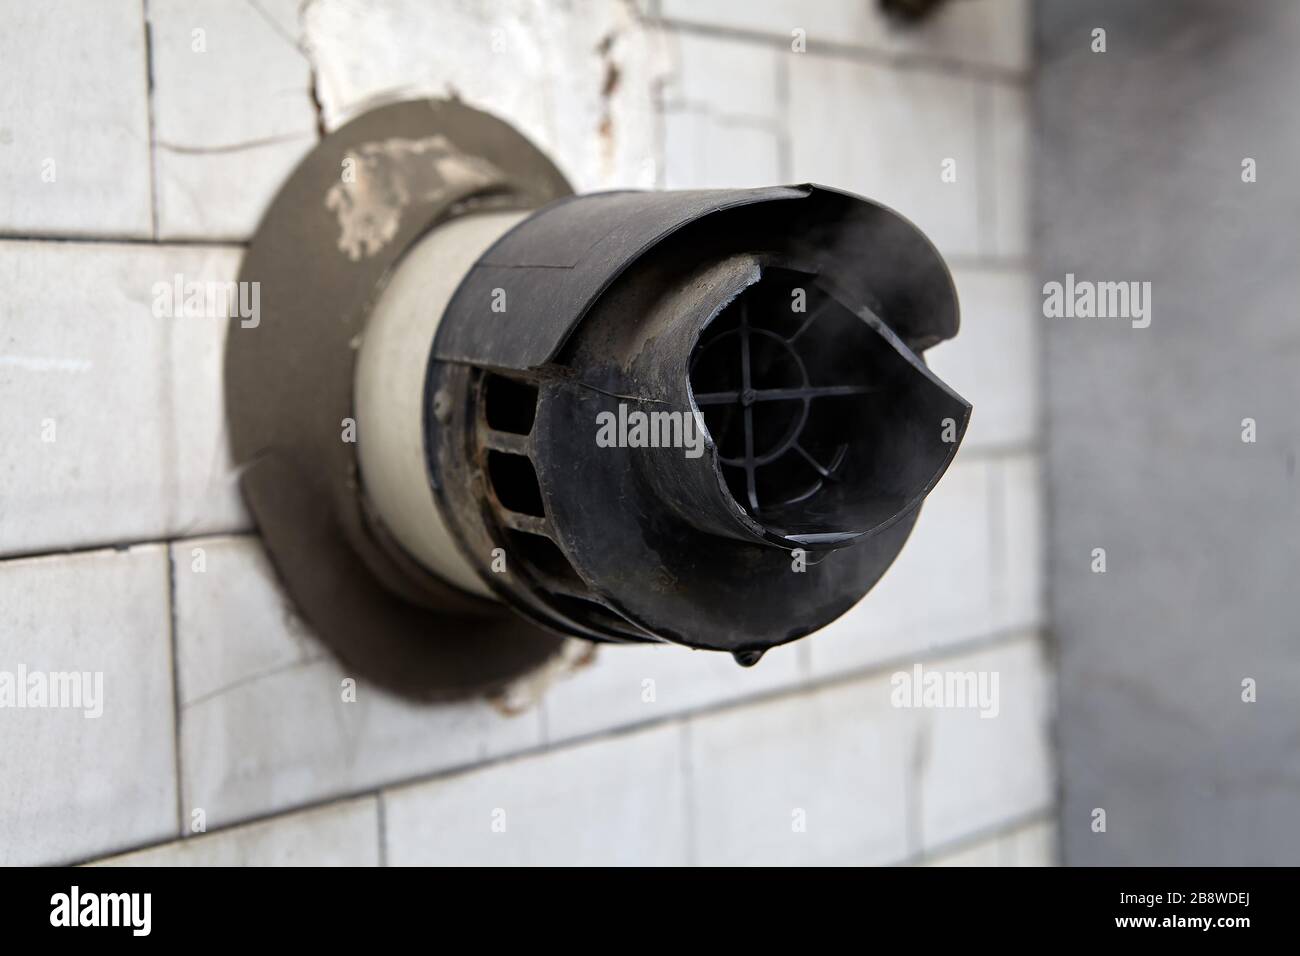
226 99 969 698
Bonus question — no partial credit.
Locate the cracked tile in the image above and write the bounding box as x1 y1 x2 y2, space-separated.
149 0 319 240
302 0 669 190
173 535 543 829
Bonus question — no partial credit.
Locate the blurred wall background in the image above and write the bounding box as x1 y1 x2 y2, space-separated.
0 0 1048 866
1039 0 1300 865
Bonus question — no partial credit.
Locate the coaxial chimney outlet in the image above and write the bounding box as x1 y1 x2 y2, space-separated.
226 99 970 699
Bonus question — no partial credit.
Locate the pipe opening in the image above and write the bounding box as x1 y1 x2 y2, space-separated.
689 267 961 547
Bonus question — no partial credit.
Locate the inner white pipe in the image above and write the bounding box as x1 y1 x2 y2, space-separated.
353 210 528 600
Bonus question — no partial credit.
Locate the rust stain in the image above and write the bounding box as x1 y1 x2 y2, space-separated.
487 639 600 716
596 32 621 167
602 59 621 98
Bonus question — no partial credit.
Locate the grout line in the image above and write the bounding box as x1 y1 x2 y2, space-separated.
63 625 1042 865
903 716 928 858
975 80 995 260
1028 46 1065 863
164 542 186 838
142 0 160 240
1046 635 1066 866
662 104 783 134
376 792 389 867
0 530 254 565
0 232 247 249
678 721 697 866
987 455 1008 626
66 795 377 867
346 626 1044 791
906 805 1055 866
653 17 1032 88
0 448 1040 567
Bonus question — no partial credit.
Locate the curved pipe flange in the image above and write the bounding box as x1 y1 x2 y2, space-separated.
225 98 572 701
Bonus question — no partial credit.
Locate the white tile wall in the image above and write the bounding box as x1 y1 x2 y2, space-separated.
685 633 1052 866
663 111 782 189
657 0 1030 74
0 546 176 865
924 834 1001 865
93 796 380 866
0 0 153 237
917 637 1053 850
686 672 914 865
383 721 688 866
0 240 247 557
662 29 783 188
1002 819 1057 866
927 268 1039 452
989 84 1031 260
662 29 782 122
302 0 669 191
924 817 1056 866
992 453 1045 633
0 0 1048 866
541 638 803 744
149 0 319 241
174 536 543 829
787 53 983 259
808 458 997 677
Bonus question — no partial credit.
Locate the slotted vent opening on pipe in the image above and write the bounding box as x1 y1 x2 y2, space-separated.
688 268 950 545
486 450 546 517
506 530 583 590
231 94 975 672
483 372 538 435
